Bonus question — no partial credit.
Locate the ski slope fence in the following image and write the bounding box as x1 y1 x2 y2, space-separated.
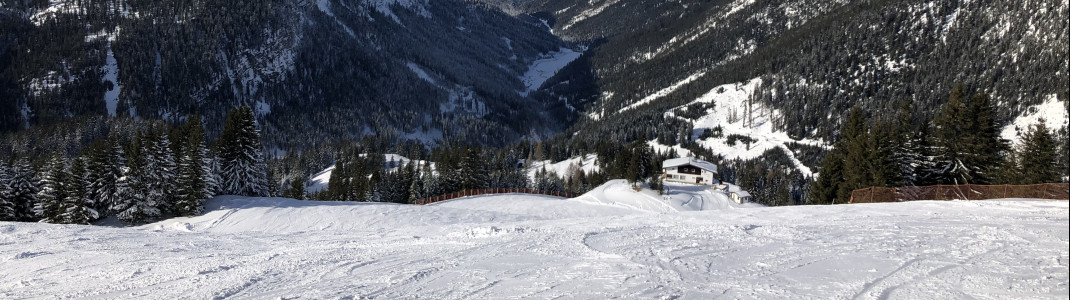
416 188 579 205
849 183 1070 204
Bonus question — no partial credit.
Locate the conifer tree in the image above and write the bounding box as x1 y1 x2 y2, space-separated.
839 107 872 202
961 92 1007 184
8 158 40 221
422 163 441 197
58 158 98 224
868 120 897 187
930 84 969 184
174 115 210 216
1017 122 1060 184
0 162 16 221
461 147 488 190
216 106 269 196
204 154 222 197
35 153 68 223
86 137 125 217
113 149 159 224
282 175 306 200
809 145 845 204
890 99 921 186
143 125 178 213
1059 126 1070 181
408 166 424 204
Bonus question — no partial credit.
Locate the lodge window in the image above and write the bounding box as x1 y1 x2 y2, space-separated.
678 165 701 175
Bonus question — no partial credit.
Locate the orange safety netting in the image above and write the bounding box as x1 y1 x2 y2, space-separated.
416 188 579 205
849 183 1069 204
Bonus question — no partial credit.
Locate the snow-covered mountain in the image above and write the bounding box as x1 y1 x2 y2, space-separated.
507 0 1068 173
2 186 1066 298
0 0 583 146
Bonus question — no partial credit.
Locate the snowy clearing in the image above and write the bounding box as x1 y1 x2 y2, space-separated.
306 154 433 193
526 153 599 181
668 78 827 176
1 184 1066 298
1001 94 1069 145
621 72 706 112
519 47 583 96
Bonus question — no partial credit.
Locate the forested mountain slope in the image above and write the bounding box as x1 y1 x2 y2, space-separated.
507 0 1067 148
0 0 577 149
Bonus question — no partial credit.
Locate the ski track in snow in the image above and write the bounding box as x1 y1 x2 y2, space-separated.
1 184 1066 299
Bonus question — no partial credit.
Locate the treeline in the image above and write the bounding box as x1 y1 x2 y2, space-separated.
1 0 574 150
282 137 676 203
810 85 1070 204
0 106 269 224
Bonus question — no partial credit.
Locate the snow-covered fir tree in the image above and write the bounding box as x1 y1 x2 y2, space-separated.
142 125 177 214
113 163 159 224
8 158 40 221
1016 122 1061 184
217 106 269 197
174 115 211 217
205 154 222 197
0 162 16 221
35 153 68 223
422 163 442 198
408 165 424 204
58 158 98 224
86 138 126 218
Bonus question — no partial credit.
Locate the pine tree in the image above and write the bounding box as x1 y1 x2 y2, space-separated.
35 153 67 223
868 120 897 187
86 137 125 218
174 115 210 217
890 99 921 186
809 145 845 204
113 152 159 224
143 125 178 214
839 107 872 202
460 147 487 190
961 92 1008 184
204 154 222 197
1017 122 1060 184
8 158 40 221
217 106 269 196
408 166 424 204
0 162 16 221
930 84 969 184
422 163 441 198
928 86 1008 185
58 158 98 224
282 175 306 200
1059 126 1070 181
914 122 944 186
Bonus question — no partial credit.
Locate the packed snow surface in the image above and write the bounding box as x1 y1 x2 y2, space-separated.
2 184 1066 298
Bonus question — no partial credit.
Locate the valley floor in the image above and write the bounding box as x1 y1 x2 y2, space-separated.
1 183 1067 299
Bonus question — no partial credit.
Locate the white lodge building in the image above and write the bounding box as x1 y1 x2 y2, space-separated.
662 157 719 185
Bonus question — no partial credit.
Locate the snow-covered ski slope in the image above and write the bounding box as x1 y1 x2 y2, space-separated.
2 185 1067 299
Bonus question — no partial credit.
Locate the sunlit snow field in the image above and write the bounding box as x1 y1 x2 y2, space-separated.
1 181 1067 299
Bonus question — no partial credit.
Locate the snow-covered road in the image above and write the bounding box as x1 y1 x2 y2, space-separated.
1 188 1066 299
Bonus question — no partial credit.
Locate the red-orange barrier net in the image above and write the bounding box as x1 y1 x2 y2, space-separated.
849 183 1069 204
417 189 579 205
